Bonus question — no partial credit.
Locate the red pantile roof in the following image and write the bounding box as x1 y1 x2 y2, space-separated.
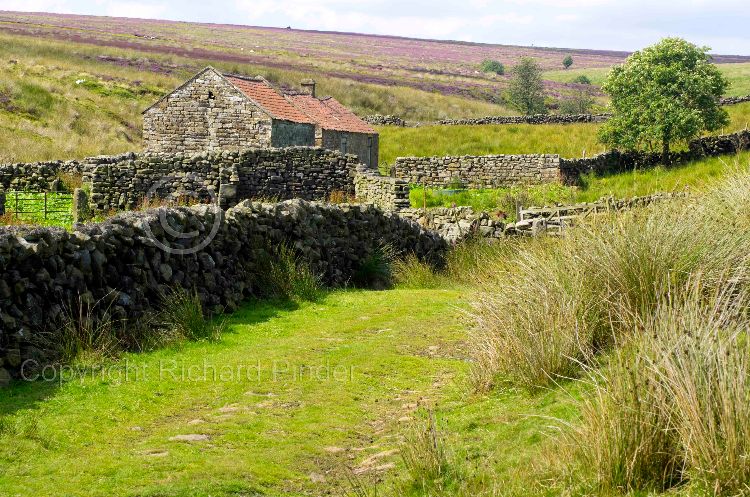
286 94 377 134
224 75 314 124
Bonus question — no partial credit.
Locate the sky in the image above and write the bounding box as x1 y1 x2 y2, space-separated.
1 0 749 54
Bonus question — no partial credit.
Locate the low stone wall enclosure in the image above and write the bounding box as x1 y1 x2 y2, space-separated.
392 154 561 188
0 200 446 381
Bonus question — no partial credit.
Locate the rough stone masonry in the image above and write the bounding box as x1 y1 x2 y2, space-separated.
0 199 446 383
391 154 561 188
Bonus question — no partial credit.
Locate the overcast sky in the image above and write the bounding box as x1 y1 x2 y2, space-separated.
2 0 749 54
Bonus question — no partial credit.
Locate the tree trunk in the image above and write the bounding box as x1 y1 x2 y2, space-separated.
662 139 671 166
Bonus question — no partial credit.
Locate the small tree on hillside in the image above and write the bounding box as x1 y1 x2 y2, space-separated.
507 57 547 115
559 90 595 115
563 55 574 69
480 59 505 75
599 37 729 164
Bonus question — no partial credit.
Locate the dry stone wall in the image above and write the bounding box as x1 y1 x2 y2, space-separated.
436 114 611 126
399 207 506 241
561 130 750 185
392 154 561 188
87 148 362 213
719 95 750 106
0 199 447 382
354 167 410 211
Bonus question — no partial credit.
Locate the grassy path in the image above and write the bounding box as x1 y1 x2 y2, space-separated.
0 288 582 496
0 289 472 496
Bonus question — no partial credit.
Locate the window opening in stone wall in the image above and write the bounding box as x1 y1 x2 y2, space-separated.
341 136 348 155
208 91 216 100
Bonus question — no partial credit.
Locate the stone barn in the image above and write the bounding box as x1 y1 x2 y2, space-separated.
143 67 379 168
143 67 315 154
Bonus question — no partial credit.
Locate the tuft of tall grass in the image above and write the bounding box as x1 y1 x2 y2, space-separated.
568 279 750 495
392 254 444 289
352 243 396 289
159 287 226 342
400 410 458 492
469 167 750 391
265 244 323 302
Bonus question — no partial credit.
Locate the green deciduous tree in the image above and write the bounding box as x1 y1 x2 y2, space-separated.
563 55 574 69
480 59 505 75
599 38 729 164
559 90 595 115
507 57 547 115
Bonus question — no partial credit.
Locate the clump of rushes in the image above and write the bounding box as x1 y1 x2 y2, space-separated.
266 243 323 302
468 169 750 391
569 278 750 495
159 287 225 342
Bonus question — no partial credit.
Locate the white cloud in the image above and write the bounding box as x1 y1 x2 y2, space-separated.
103 1 167 19
0 0 72 12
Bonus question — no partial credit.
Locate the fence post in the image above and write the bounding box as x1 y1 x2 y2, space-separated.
44 192 48 220
0 189 4 216
72 188 91 224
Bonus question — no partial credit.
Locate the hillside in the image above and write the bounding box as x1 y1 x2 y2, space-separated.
0 10 749 164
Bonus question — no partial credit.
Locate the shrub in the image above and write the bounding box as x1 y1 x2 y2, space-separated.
265 244 322 301
558 91 594 115
479 59 505 75
571 74 591 85
563 55 574 69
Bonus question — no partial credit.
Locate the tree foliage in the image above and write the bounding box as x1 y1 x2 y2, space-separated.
480 59 505 75
559 90 595 115
563 55 574 69
507 57 547 115
599 38 729 163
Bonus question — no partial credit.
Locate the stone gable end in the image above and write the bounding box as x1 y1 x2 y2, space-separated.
143 69 274 154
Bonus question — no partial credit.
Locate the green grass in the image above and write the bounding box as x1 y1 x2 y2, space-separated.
543 63 750 97
1 191 73 227
0 287 585 496
379 103 750 167
409 151 750 213
378 123 605 167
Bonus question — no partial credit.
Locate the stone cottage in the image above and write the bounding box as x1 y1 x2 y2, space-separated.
143 67 379 168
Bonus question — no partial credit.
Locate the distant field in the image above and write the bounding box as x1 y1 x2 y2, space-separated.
544 62 750 97
380 102 750 166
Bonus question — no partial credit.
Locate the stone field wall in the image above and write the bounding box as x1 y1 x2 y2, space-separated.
354 168 410 211
88 148 363 213
0 199 447 382
436 114 611 126
392 154 561 188
561 129 750 185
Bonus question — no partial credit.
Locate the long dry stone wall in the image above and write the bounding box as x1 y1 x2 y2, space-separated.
86 148 362 213
0 200 446 382
436 114 611 126
561 130 750 184
392 154 561 188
